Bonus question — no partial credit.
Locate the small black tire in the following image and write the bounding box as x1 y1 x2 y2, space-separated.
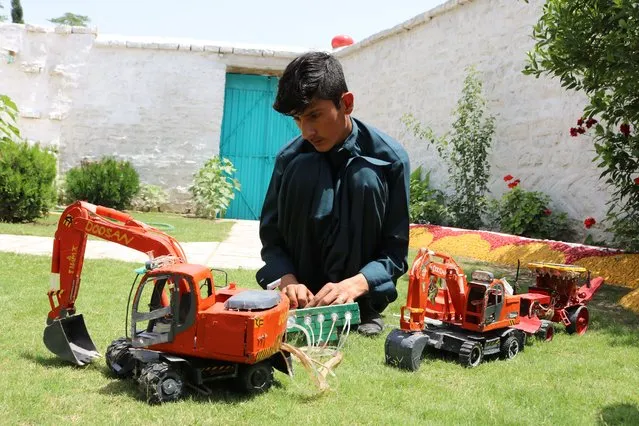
535 321 555 342
105 337 135 378
566 306 589 335
235 361 274 394
459 341 483 368
500 334 521 360
138 361 185 404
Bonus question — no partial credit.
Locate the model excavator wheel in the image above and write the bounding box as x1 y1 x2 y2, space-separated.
459 341 483 368
235 361 274 394
105 337 135 378
566 306 589 335
499 334 521 360
138 361 185 404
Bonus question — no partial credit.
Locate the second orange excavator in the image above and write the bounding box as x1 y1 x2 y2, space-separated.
385 249 552 370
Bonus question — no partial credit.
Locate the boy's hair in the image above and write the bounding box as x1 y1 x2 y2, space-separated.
273 52 348 116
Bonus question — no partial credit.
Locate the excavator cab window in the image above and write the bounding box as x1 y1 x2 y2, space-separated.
131 274 176 346
487 286 503 307
198 278 213 299
131 273 197 347
484 284 504 325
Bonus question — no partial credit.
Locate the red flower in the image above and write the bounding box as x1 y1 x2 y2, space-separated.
584 217 596 229
586 118 597 128
577 127 586 134
543 209 552 216
570 128 579 137
577 117 584 126
503 174 514 182
507 179 521 189
634 177 639 185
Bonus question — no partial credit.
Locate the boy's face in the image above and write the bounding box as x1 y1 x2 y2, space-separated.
293 93 354 152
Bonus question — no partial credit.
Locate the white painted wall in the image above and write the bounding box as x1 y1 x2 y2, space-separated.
58 45 227 201
0 24 302 202
0 24 96 148
337 0 609 227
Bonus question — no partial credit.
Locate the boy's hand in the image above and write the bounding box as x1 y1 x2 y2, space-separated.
281 284 314 309
307 274 369 307
278 274 314 308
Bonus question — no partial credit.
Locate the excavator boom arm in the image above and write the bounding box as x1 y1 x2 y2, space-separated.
48 201 186 320
401 249 468 330
44 201 187 365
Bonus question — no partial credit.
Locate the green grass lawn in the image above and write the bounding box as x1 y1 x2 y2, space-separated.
2 252 638 425
0 211 234 242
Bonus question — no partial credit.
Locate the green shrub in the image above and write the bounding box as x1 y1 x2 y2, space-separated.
130 184 168 212
65 157 140 209
0 140 57 222
190 156 241 219
524 0 639 252
409 166 454 226
403 66 495 230
0 95 57 223
488 179 572 241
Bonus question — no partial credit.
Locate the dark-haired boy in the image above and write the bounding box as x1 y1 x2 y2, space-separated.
256 52 410 336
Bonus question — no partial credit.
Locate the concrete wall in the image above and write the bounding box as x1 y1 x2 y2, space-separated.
336 0 609 228
0 23 96 148
0 24 302 202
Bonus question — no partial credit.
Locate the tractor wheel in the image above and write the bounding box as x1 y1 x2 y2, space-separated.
384 329 429 371
500 334 521 360
535 320 555 342
105 337 135 378
459 341 483 368
138 361 185 404
235 361 274 394
566 306 589 335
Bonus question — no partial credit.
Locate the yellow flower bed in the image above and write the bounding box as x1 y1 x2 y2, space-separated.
409 225 639 313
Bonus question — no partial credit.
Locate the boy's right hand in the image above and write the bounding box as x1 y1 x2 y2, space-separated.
282 284 314 309
278 274 314 308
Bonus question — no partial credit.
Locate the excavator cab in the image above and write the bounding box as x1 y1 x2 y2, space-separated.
130 270 197 348
463 270 506 329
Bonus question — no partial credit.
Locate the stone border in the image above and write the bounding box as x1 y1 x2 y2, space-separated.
92 37 303 59
2 22 305 59
22 23 99 35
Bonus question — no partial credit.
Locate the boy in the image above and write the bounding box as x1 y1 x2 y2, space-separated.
256 52 410 336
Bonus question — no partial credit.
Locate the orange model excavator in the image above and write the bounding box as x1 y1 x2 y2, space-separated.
44 201 290 402
385 249 554 370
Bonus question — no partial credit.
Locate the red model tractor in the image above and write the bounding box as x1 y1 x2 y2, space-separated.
385 249 604 370
524 262 603 336
44 201 290 403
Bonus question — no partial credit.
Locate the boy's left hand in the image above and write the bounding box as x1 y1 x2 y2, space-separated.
307 274 369 307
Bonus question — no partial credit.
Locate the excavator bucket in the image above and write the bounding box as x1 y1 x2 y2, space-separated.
43 314 100 366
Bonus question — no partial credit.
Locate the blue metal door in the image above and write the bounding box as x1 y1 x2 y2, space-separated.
220 73 299 219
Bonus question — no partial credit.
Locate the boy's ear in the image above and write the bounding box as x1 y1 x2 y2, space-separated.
341 92 354 115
